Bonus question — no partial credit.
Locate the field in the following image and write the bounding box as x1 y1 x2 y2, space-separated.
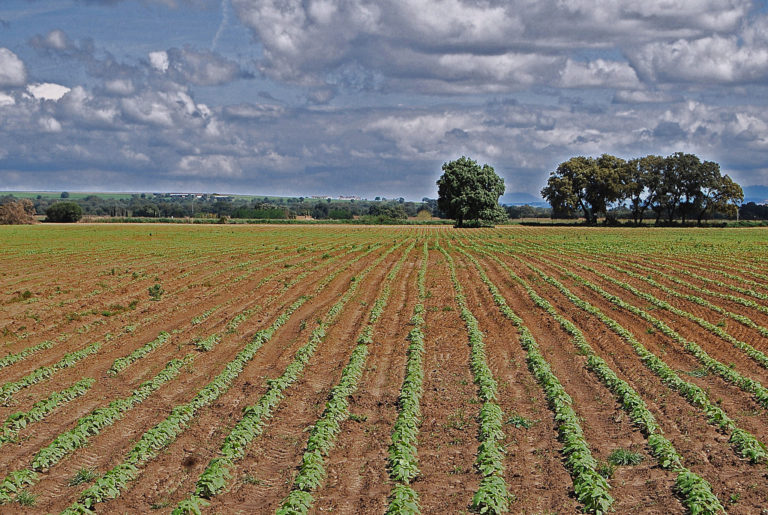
1 224 768 514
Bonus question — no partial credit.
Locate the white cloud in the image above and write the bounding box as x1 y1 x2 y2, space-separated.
43 29 70 50
104 78 135 96
149 50 169 72
0 48 27 87
632 35 768 83
39 116 62 132
0 92 15 107
559 59 640 89
27 82 71 101
174 154 242 177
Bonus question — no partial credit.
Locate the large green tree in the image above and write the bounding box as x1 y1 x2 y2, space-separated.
541 154 625 224
437 156 506 227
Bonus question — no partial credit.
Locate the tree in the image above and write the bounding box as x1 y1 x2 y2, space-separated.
541 155 624 224
707 174 743 222
436 156 506 227
623 155 664 225
45 201 83 223
0 199 37 225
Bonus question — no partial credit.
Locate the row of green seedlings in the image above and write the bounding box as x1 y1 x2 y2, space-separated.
386 241 429 515
0 356 188 505
63 298 308 515
107 332 171 375
216 243 375 343
0 341 100 405
663 260 768 302
277 242 415 514
438 244 512 514
172 242 404 515
622 250 768 290
623 259 768 318
539 256 768 412
0 378 94 446
512 256 768 465
63 240 394 514
578 261 768 369
0 340 53 371
451 244 611 514
601 261 768 339
464 243 724 514
188 242 369 352
0 243 298 381
666 256 768 295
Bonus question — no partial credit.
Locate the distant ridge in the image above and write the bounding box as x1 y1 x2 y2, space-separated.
500 191 549 207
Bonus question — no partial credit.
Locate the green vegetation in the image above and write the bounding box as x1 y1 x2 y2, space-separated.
542 152 742 224
437 156 507 227
45 201 83 223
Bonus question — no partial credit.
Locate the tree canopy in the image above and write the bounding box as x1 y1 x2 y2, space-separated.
45 201 83 223
437 156 507 227
541 152 743 224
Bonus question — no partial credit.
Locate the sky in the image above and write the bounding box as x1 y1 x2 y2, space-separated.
1 0 768 200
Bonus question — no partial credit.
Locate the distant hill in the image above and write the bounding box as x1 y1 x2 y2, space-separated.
500 191 549 207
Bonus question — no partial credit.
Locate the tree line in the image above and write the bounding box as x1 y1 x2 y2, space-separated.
541 152 744 225
0 192 438 223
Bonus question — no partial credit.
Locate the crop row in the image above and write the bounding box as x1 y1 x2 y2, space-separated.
63 298 309 514
676 258 768 293
0 341 101 405
543 257 768 412
439 244 511 514
454 243 612 514
602 261 768 338
578 262 768 369
515 256 767 465
671 263 768 302
624 260 768 318
465 243 725 514
0 356 187 504
0 340 53 371
174 243 403 514
278 242 415 514
0 377 94 446
64 242 392 513
194 245 366 352
386 241 429 515
107 331 171 375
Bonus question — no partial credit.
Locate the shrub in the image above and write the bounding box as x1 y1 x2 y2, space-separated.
0 199 36 225
45 202 83 223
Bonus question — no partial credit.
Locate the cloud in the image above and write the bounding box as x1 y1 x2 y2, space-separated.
559 59 640 89
631 35 768 83
174 154 242 177
164 47 247 85
149 50 169 72
27 82 71 101
0 48 27 87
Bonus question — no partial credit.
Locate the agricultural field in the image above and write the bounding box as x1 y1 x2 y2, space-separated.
1 224 768 514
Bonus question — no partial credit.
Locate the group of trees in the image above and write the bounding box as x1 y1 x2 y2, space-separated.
0 193 435 222
541 153 743 225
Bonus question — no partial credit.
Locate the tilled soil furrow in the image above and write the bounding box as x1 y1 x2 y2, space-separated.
461 249 679 513
196 246 406 514
409 246 480 513
312 251 420 514
499 252 768 512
